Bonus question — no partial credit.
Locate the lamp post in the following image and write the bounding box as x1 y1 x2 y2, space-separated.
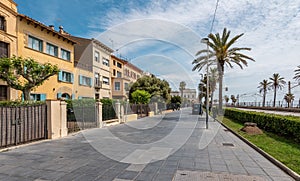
201 38 209 129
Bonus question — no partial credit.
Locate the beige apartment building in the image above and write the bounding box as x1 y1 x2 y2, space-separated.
70 36 113 99
110 55 144 100
0 0 18 100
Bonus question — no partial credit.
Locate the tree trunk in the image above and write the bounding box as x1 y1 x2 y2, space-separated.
23 89 31 101
210 91 214 108
262 90 266 107
273 88 277 107
218 65 224 113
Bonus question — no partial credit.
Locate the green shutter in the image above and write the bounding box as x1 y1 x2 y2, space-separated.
40 94 46 101
71 73 74 83
79 75 82 85
58 71 63 81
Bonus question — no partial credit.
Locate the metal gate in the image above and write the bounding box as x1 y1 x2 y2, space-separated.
0 104 47 148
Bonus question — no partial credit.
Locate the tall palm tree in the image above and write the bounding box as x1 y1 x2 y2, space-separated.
294 65 300 83
284 93 294 108
179 81 186 101
258 79 271 107
192 28 254 111
269 73 286 107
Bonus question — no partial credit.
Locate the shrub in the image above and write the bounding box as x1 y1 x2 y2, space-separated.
0 100 45 107
224 108 300 143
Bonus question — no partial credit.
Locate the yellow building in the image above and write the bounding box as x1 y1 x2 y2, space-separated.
0 0 19 100
16 14 76 100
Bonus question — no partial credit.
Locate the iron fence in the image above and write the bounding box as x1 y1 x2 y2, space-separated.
0 104 47 148
67 105 97 133
129 104 150 118
102 104 117 121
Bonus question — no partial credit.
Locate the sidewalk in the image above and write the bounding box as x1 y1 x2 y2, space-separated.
0 108 294 180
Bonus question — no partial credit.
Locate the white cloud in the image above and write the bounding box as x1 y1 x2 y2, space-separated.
89 0 300 102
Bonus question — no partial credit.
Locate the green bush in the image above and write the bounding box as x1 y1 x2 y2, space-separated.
224 108 300 143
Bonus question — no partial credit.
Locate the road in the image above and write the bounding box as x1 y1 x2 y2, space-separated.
0 108 294 180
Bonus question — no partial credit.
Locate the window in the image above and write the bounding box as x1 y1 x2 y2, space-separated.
0 85 7 101
117 71 122 78
113 69 116 76
30 93 46 101
0 41 8 58
114 82 120 91
28 35 43 51
79 75 92 86
124 83 129 91
61 49 70 61
117 62 122 68
102 58 109 66
95 51 99 62
113 60 116 65
0 16 5 31
58 71 73 83
95 73 101 87
46 43 58 56
103 76 109 85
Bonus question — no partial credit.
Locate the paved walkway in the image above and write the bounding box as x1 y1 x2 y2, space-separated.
0 108 294 181
236 108 300 117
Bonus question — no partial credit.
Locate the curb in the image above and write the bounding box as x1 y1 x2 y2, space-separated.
219 120 300 181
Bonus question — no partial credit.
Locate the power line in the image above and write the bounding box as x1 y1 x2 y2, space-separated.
210 0 220 33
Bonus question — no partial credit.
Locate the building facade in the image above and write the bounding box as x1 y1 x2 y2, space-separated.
70 36 113 99
0 0 18 100
17 15 76 100
171 88 197 106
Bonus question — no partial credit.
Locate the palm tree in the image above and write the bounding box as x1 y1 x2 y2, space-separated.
294 65 300 83
230 95 237 105
269 73 286 107
192 28 254 112
284 93 294 108
258 79 271 107
179 81 186 101
224 95 229 105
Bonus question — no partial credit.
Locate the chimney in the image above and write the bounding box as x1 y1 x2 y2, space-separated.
59 25 64 34
49 25 54 30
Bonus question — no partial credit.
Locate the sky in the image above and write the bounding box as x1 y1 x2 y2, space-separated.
15 0 300 104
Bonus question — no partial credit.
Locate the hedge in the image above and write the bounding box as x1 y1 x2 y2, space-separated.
224 108 300 143
0 100 45 107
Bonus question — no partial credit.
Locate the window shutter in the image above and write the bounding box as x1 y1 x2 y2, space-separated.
89 77 92 87
58 71 63 81
79 75 82 85
57 93 62 99
78 96 82 99
21 93 24 101
71 73 74 83
72 94 75 100
40 94 46 101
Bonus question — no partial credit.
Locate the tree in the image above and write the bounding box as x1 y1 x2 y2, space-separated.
179 81 186 100
192 28 254 112
258 79 271 107
224 95 229 105
131 90 151 104
284 93 294 108
230 95 237 105
294 65 300 83
208 67 218 107
129 75 171 103
0 56 59 100
269 73 286 107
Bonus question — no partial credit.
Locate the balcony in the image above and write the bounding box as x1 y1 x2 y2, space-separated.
94 79 102 89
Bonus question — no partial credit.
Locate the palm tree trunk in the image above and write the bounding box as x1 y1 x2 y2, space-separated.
262 90 266 107
218 65 224 113
210 91 214 109
273 88 277 107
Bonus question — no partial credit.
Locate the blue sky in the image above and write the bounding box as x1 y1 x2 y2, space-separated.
15 0 300 104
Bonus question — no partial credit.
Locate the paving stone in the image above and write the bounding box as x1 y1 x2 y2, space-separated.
117 170 139 180
135 171 157 181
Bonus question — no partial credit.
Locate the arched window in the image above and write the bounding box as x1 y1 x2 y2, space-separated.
61 93 70 100
0 16 5 31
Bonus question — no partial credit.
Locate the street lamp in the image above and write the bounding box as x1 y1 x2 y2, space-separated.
201 37 209 129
